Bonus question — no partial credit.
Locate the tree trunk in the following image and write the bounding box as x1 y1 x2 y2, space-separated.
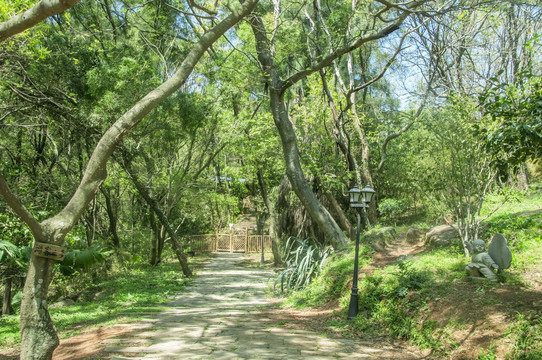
122 159 192 277
323 189 351 235
20 251 59 360
149 207 160 266
101 186 120 248
269 89 349 250
2 266 13 316
257 169 283 266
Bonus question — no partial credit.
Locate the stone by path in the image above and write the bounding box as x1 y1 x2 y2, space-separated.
104 253 424 360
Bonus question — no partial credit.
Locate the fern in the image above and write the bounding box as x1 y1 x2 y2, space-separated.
0 240 31 268
58 246 113 276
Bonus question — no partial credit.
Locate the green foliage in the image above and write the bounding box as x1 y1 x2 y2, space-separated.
505 312 542 360
285 246 371 308
57 246 114 276
379 198 407 224
477 59 542 169
276 237 333 293
0 261 191 349
0 212 32 246
0 240 30 268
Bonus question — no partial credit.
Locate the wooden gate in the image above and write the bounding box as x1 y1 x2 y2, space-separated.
189 229 271 254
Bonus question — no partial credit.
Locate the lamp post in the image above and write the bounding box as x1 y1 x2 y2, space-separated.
347 183 376 320
259 216 265 265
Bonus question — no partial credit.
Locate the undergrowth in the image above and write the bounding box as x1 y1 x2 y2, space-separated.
284 244 372 308
0 260 196 350
278 186 542 358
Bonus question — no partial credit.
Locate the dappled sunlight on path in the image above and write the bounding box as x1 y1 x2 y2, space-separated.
104 253 424 359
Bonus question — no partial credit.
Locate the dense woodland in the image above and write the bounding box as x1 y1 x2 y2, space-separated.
0 0 541 359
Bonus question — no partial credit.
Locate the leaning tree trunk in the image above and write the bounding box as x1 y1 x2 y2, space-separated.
269 89 350 250
122 159 192 277
248 8 411 250
0 1 260 358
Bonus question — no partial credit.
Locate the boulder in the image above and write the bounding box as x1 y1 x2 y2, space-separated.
361 226 397 251
406 227 425 244
50 298 75 309
426 224 460 247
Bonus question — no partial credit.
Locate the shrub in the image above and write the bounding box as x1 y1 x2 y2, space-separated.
276 237 332 293
379 198 407 224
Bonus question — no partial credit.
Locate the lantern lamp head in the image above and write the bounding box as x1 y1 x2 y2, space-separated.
360 183 376 204
349 185 363 208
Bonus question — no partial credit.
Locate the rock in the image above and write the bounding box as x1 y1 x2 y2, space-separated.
406 227 425 244
426 225 460 247
50 298 75 309
361 226 397 251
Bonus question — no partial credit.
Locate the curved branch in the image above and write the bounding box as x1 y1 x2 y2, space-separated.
187 0 218 16
376 120 414 174
161 0 216 20
0 0 80 42
43 0 259 238
0 170 43 238
281 12 410 91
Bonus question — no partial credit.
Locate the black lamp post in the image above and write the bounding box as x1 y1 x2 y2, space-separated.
347 183 376 320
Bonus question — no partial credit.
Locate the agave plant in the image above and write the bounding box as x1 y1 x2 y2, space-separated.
276 237 332 293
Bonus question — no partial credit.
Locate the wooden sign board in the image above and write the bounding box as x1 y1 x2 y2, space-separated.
33 242 66 261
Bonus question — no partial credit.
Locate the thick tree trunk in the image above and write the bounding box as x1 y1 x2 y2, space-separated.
269 89 349 250
20 252 59 360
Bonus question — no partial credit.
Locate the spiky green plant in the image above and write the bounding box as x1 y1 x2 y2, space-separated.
276 237 332 293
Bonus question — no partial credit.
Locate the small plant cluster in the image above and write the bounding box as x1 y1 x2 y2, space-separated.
285 245 372 308
276 237 332 293
505 312 542 360
353 261 434 338
379 198 407 225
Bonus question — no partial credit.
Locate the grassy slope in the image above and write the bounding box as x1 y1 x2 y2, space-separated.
279 187 542 360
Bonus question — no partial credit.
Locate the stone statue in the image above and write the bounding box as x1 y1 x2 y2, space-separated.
465 234 512 282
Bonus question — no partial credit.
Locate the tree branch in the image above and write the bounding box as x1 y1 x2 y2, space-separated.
0 0 80 42
41 0 259 239
0 170 43 238
281 12 410 92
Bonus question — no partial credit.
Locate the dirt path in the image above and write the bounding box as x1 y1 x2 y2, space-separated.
86 252 423 359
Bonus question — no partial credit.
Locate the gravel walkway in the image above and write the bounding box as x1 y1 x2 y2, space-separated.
105 253 423 359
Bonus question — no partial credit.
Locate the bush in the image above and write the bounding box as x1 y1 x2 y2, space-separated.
379 198 407 224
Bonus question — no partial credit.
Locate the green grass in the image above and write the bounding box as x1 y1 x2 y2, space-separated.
275 185 542 358
0 260 198 351
505 312 542 360
284 245 372 309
